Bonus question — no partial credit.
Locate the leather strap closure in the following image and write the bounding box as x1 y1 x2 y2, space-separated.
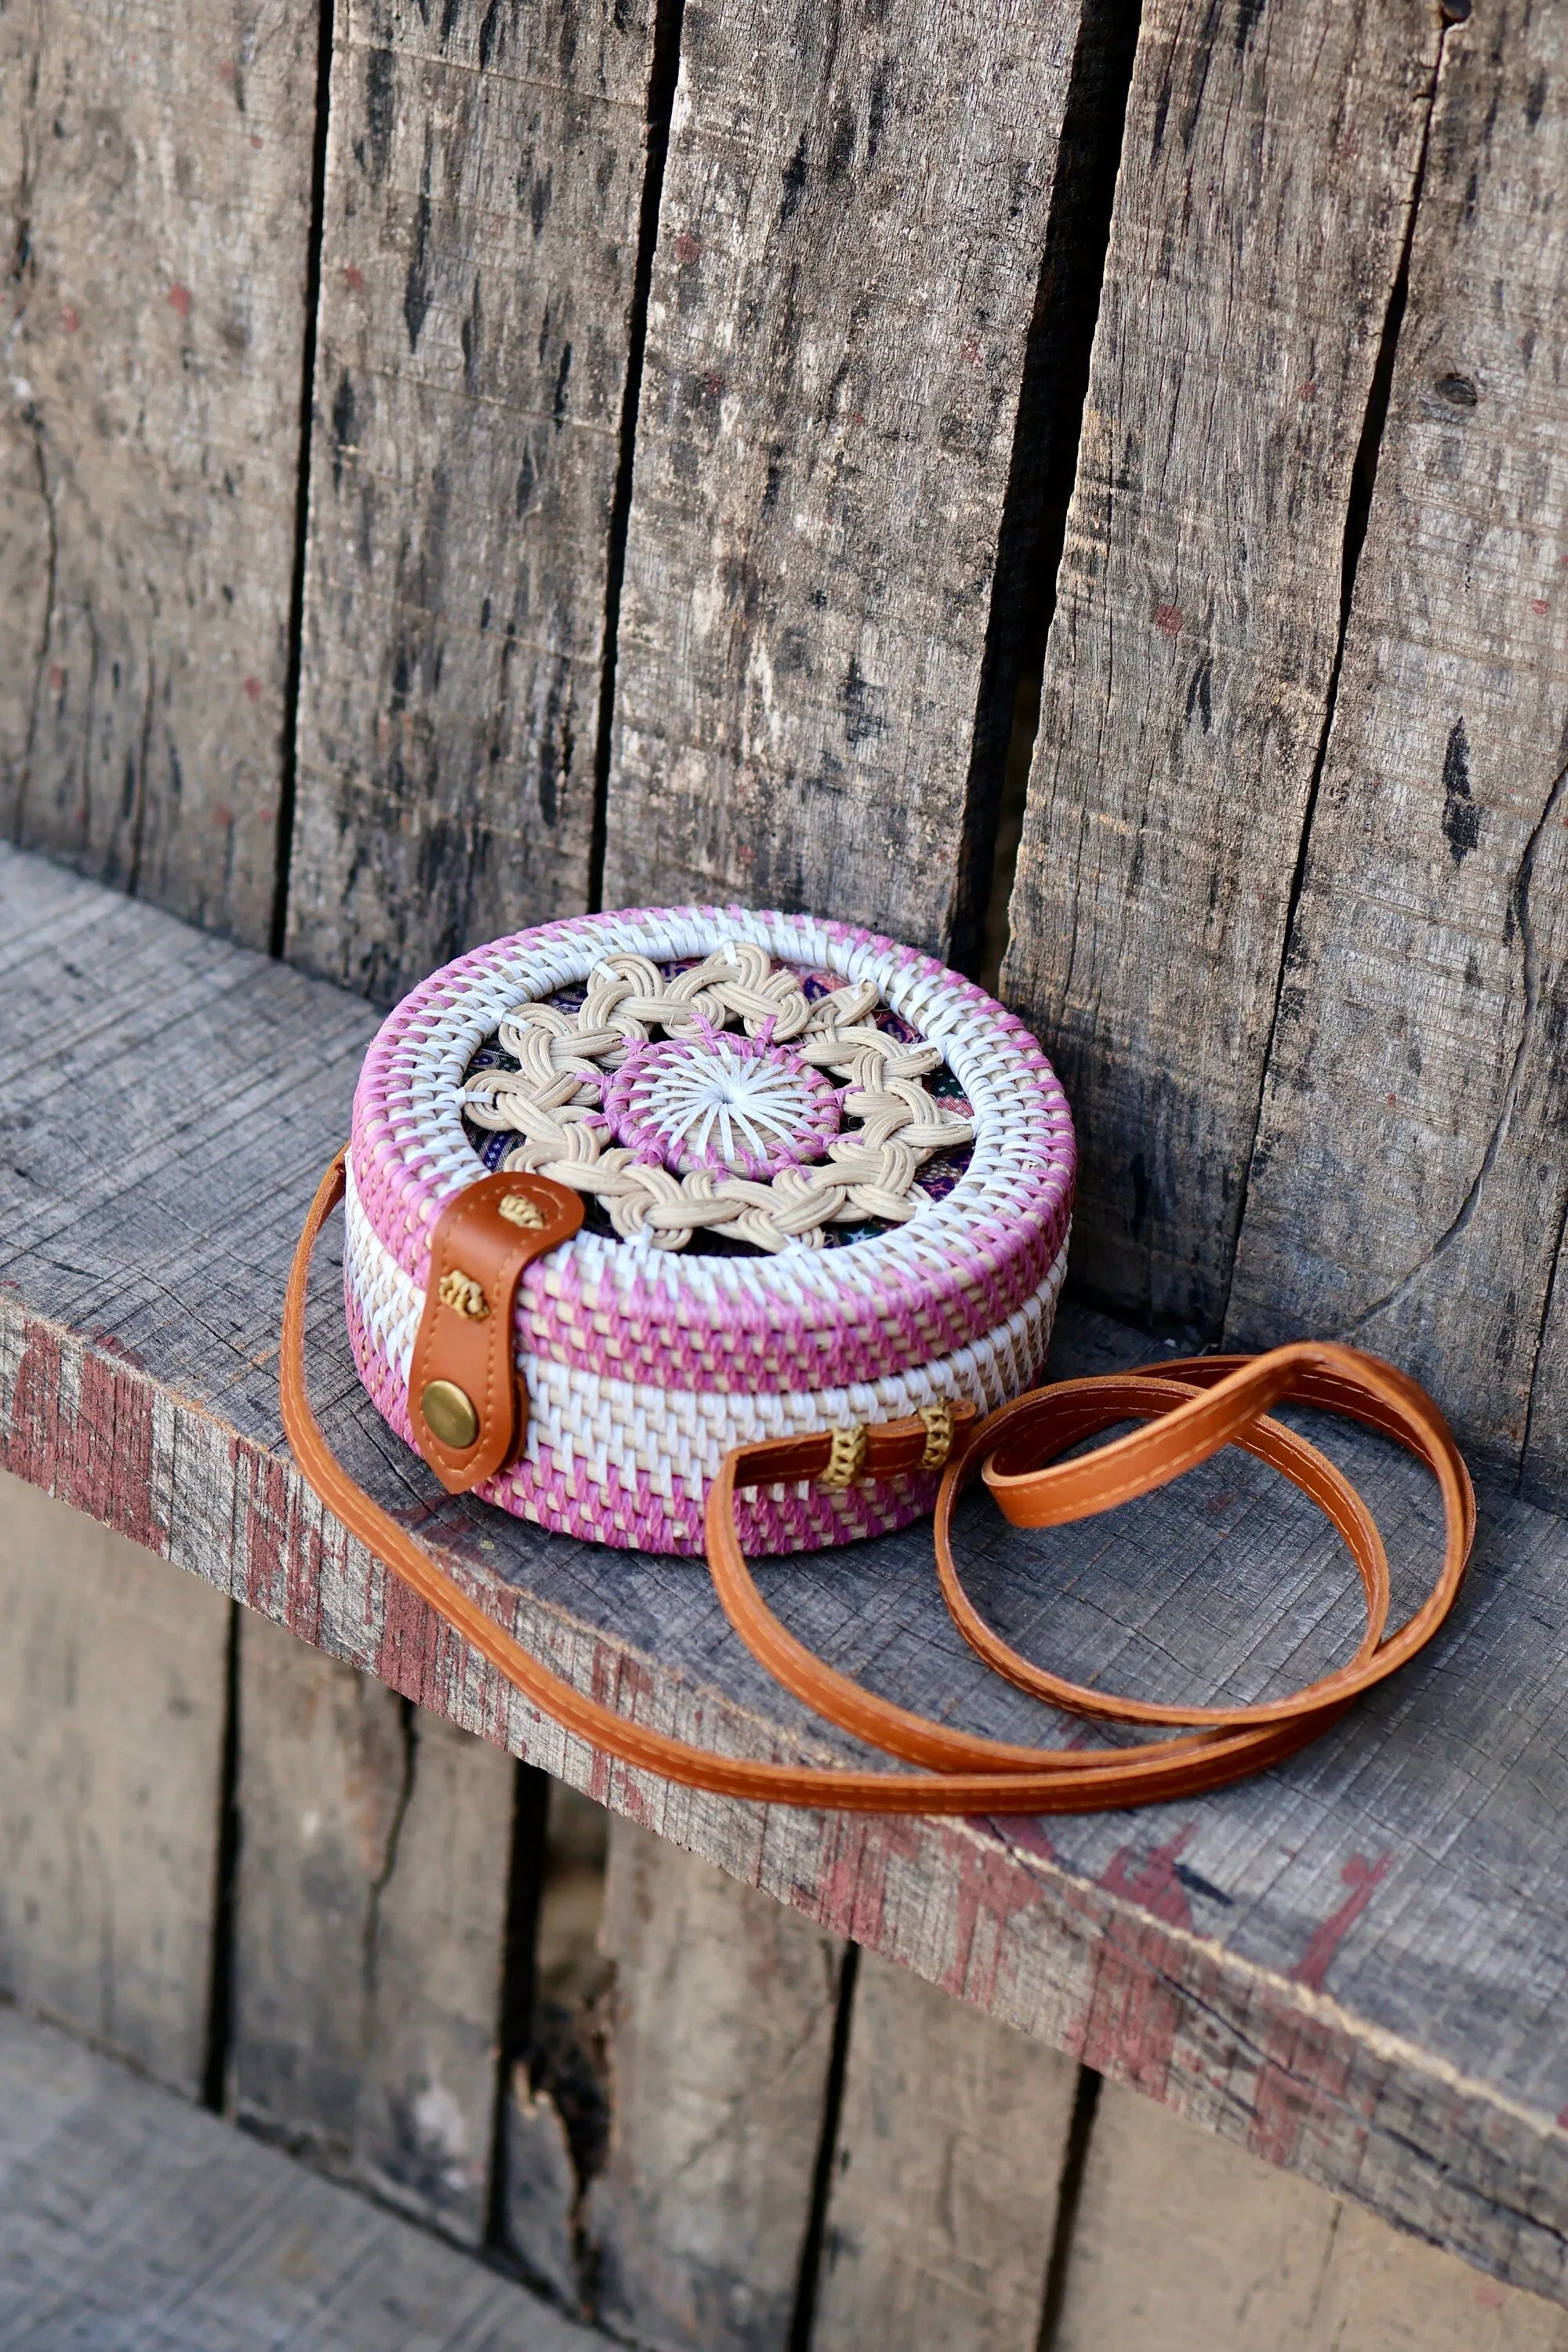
408 1171 583 1494
282 1150 1475 1815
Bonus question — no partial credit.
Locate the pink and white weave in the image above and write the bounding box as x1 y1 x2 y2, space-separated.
345 907 1076 1556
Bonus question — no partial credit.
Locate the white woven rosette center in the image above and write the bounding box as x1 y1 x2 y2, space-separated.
345 908 1075 1555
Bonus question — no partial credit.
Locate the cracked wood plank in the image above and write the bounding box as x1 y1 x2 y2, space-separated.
812 1948 1080 2352
16 849 1568 2303
0 1470 230 2097
1001 0 1445 1330
600 0 1094 961
284 0 659 1005
0 2004 598 2349
0 0 319 945
583 1817 846 2352
1226 4 1568 1494
232 1610 517 2247
1054 2081 1568 2352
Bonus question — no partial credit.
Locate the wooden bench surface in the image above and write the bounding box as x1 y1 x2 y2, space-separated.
6 840 1568 2303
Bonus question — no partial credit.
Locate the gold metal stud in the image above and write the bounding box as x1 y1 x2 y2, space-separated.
917 1400 955 1470
819 1425 867 1489
438 1269 488 1319
497 1192 547 1230
421 1378 481 1450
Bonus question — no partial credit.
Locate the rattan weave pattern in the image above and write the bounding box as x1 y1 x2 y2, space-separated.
345 906 1075 1553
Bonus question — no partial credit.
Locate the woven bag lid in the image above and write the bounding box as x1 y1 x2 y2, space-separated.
348 906 1074 1403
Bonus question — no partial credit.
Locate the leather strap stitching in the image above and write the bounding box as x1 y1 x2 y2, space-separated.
281 1151 1475 1815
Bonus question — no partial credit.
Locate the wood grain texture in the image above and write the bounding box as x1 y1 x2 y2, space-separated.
583 1817 845 2352
0 0 318 945
1056 2080 1568 2352
1226 4 1568 1488
284 0 659 1004
0 2002 597 2350
233 1610 515 2246
15 848 1568 2303
813 1948 1078 2352
0 1471 229 2096
600 0 1086 956
1001 0 1443 1329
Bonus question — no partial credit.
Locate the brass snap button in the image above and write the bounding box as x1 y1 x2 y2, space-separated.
421 1378 480 1450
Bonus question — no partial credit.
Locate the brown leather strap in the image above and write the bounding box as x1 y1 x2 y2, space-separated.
408 1171 583 1493
281 1150 1475 1814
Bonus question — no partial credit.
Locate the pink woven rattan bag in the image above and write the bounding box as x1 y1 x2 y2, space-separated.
340 906 1075 1557
281 904 1475 1813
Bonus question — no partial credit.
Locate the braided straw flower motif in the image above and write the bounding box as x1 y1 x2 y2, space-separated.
462 943 974 1252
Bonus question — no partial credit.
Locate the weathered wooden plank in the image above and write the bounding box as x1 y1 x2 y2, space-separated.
0 2002 597 2350
600 0 1092 959
1227 5 1568 1487
1001 0 1445 1330
1055 2080 1568 2352
813 1948 1078 2352
0 0 319 946
232 1610 515 2247
284 0 660 1004
0 1468 229 2097
583 1817 846 2352
16 849 1568 2303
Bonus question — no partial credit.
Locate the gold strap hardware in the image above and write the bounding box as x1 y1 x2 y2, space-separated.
819 1425 868 1488
917 1400 956 1469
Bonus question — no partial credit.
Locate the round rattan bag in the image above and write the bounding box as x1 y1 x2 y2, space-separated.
344 906 1075 1555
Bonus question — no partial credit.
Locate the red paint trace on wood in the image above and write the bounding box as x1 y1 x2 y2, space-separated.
942 1835 1051 2008
1293 1852 1393 1993
985 1814 1058 1867
168 285 193 317
1099 1826 1195 1929
1076 1911 1185 2102
1155 601 1183 636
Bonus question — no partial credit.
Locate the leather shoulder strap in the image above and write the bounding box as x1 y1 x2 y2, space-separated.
282 1152 1475 1815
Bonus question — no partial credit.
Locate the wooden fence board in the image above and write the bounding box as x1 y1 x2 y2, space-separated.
283 0 659 1004
0 0 319 946
0 2003 597 2351
0 1471 228 2097
584 1817 846 2352
1055 2081 1568 2352
1226 5 1568 1479
232 1611 515 2247
813 1948 1078 2352
599 0 1087 958
17 850 1568 2303
1001 0 1444 1330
